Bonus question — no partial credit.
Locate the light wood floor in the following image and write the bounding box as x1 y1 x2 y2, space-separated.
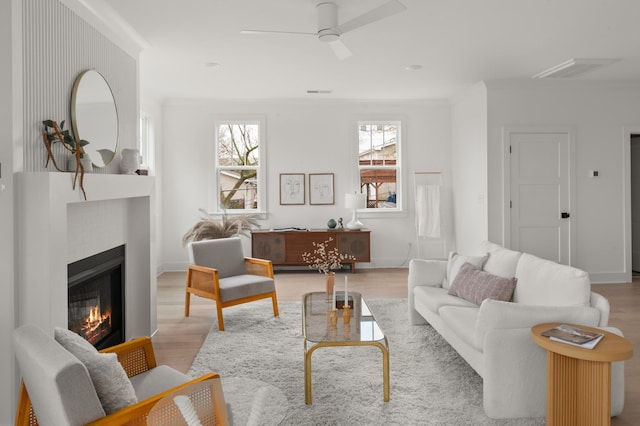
153 269 639 425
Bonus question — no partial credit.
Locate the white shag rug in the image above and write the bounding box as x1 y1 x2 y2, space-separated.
188 298 545 426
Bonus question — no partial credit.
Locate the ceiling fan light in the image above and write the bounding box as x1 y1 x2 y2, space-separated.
318 29 339 42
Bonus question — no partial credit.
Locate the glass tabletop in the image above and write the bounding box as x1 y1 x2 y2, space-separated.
302 291 385 344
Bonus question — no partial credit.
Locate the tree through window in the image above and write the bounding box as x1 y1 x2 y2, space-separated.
215 121 262 211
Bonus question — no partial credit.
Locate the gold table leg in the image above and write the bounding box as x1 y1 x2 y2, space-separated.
304 339 390 405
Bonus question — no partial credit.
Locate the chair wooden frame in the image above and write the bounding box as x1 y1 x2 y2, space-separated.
15 337 224 426
185 257 279 331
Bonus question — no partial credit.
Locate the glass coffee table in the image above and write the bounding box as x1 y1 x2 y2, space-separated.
302 291 390 404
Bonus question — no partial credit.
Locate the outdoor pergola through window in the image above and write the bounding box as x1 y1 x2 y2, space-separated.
358 121 400 209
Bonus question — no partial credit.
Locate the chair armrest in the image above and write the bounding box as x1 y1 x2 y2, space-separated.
186 264 220 297
100 336 157 376
245 257 274 278
86 373 222 426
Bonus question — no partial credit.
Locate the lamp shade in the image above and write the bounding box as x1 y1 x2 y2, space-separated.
345 193 366 209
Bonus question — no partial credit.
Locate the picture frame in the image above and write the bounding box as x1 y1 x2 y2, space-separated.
309 173 334 205
279 173 305 205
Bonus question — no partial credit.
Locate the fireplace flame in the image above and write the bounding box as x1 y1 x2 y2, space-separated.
80 304 112 345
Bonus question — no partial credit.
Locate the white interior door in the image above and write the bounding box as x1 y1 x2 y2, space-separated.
631 136 640 272
509 132 571 264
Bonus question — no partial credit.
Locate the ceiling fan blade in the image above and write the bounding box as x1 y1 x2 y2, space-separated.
328 39 352 60
240 29 316 36
337 0 407 34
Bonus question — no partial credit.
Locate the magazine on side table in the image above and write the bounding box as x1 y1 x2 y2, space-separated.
541 324 604 350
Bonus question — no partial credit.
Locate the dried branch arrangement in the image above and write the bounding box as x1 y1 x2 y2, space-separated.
42 119 90 200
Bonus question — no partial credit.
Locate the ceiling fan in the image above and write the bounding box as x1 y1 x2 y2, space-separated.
241 1 407 60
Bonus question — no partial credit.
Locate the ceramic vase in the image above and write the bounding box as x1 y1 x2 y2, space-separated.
120 148 140 174
325 271 335 295
67 152 92 173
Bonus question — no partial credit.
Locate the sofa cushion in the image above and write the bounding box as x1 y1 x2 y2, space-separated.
54 327 138 414
514 253 591 306
474 299 601 349
480 241 522 278
448 262 517 305
445 251 488 290
439 306 480 349
413 285 477 314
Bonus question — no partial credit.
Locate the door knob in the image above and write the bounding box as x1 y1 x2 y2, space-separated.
561 212 570 219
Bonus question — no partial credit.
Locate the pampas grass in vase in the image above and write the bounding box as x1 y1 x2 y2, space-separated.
182 208 258 245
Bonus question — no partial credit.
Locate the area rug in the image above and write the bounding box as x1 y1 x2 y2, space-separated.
188 298 545 426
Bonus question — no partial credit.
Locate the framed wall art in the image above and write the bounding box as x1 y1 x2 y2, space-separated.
280 173 305 205
309 173 334 205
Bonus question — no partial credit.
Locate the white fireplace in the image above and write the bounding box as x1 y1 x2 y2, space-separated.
16 172 156 339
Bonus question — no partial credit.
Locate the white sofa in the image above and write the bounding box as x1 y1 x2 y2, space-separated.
408 240 625 419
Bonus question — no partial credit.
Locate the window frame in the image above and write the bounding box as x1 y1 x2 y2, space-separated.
211 116 266 215
354 119 405 216
138 112 153 171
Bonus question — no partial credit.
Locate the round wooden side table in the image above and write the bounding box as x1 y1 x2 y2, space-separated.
531 322 633 426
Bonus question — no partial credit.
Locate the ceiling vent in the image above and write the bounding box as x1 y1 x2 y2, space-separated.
307 90 333 94
532 58 619 79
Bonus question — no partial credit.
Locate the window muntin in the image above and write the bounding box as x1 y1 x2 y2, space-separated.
215 121 262 211
358 122 400 210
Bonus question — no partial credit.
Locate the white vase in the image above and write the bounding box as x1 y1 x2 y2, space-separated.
120 148 140 174
67 152 93 173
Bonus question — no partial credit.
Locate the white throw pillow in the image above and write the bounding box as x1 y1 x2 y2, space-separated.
445 251 488 290
55 327 138 414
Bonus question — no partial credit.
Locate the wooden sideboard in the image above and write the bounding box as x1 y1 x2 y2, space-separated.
251 229 370 272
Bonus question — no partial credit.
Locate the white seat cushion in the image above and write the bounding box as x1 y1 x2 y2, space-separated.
439 306 480 349
129 365 190 401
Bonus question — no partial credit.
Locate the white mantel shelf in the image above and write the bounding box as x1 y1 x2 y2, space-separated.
16 172 156 338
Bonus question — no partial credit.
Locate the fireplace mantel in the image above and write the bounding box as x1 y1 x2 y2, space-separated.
16 172 156 338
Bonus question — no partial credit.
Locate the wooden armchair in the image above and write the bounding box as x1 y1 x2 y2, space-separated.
185 237 279 331
14 325 228 426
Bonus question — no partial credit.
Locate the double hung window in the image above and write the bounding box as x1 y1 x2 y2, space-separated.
357 121 401 210
214 119 264 212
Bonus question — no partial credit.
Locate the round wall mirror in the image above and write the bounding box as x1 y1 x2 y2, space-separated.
71 70 119 168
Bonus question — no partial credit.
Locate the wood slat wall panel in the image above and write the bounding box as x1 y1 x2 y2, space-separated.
22 0 136 174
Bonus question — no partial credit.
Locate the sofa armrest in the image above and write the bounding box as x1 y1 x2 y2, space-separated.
408 259 446 289
483 326 626 418
590 291 610 327
408 259 446 325
483 328 547 418
475 299 601 350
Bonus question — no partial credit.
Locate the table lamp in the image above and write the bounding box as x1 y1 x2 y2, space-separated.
345 193 366 230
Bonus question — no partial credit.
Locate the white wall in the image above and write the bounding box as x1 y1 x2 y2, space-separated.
450 82 489 254
1 0 18 422
160 99 451 271
486 80 640 282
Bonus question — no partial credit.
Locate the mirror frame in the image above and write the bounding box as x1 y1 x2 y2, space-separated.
71 70 119 168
